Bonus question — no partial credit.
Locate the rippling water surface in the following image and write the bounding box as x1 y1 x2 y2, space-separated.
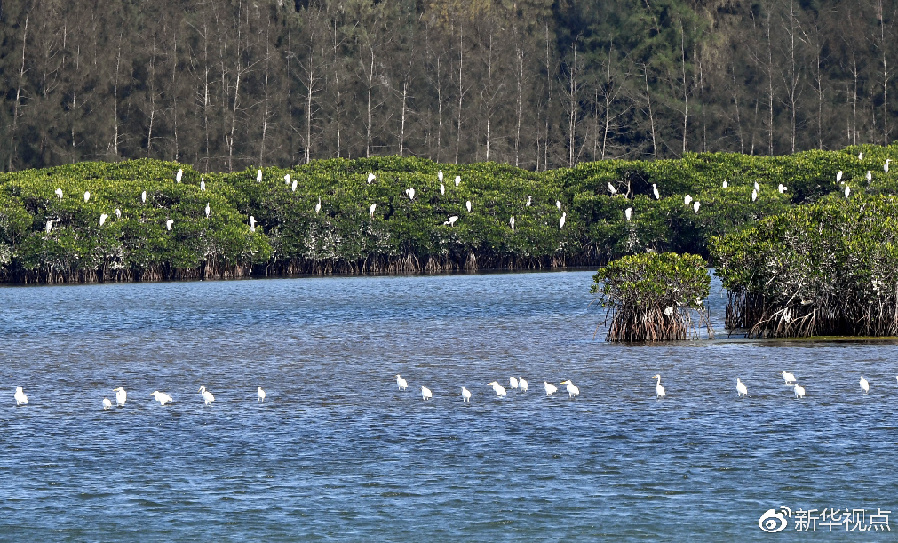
1 271 896 540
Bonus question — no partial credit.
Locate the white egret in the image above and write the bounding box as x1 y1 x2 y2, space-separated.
684 194 693 206
440 183 445 195
249 215 256 232
461 386 471 403
14 386 28 405
84 191 91 203
526 195 532 206
664 306 674 316
151 391 172 405
455 175 461 187
652 184 660 199
793 383 806 399
736 378 748 398
103 397 112 410
448 215 459 226
556 200 562 210
114 208 121 219
519 378 528 392
257 169 263 182
258 387 266 402
560 212 566 229
560 380 580 398
55 188 63 199
284 173 291 186
652 374 665 398
200 180 206 191
509 216 515 230
291 178 298 192
421 386 433 401
693 201 700 213
465 200 472 213
367 172 376 183
780 371 796 384
608 182 617 195
859 151 864 160
866 171 872 182
370 203 377 218
438 171 443 182
837 171 843 182
113 387 126 407
754 181 760 191
509 376 519 390
141 191 147 203
778 183 786 193
845 185 851 198
45 220 53 233
722 180 728 189
751 189 758 202
396 374 408 391
99 213 108 227
166 219 173 231
406 187 416 200
487 381 507 397
544 382 557 396
176 169 183 182
860 377 870 394
205 203 211 218
625 207 633 221
886 159 891 172
315 197 322 214
198 386 215 405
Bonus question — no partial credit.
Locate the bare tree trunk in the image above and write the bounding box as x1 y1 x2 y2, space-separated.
112 31 123 158
10 14 29 170
878 0 890 142
170 26 180 161
455 23 464 164
366 45 374 158
399 79 408 156
542 22 551 170
679 22 688 154
643 63 657 158
766 9 774 155
146 35 158 157
259 20 271 165
732 73 745 154
332 19 342 157
514 39 523 168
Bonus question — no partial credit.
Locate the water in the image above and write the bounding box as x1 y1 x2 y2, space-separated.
0 271 896 540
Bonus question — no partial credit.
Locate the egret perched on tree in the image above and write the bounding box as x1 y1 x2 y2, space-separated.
198 386 214 405
722 180 728 189
664 306 674 316
99 213 108 226
509 377 519 390
866 171 872 182
845 185 851 198
684 194 693 206
693 201 700 213
754 181 760 191
860 377 870 394
367 172 376 183
14 386 28 405
556 200 562 210
560 380 580 398
445 215 458 227
55 188 63 199
103 397 112 410
406 187 416 200
607 182 617 195
421 386 433 401
780 371 797 385
141 191 147 203
204 203 211 218
315 197 322 214
291 178 298 192
461 386 472 403
438 171 443 182
652 374 665 398
859 151 864 160
200 180 205 191
465 200 472 213
258 387 266 402
166 219 174 231
544 382 557 396
84 191 91 203
736 378 748 398
625 207 633 221
778 184 786 193
396 375 408 391
652 184 660 199
284 173 291 186
114 208 121 219
440 183 445 195
455 175 461 187
176 169 183 182
526 195 532 206
837 171 843 182
509 216 515 230
370 203 377 218
488 381 507 397
560 212 566 229
151 391 173 405
114 387 126 407
751 189 758 202
45 220 53 233
257 169 263 182
885 159 891 172
249 216 256 232
793 383 806 399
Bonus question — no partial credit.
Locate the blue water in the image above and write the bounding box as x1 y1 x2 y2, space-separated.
1 271 896 540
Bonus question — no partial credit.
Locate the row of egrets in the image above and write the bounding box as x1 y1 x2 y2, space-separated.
11 385 266 409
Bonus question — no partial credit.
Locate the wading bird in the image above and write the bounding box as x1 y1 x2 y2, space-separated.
200 180 205 191
625 207 633 221
249 216 256 232
519 378 528 392
886 159 891 172
845 185 851 198
778 184 786 193
141 191 147 203
198 386 214 405
509 377 519 390
421 386 433 401
793 383 806 399
315 197 321 214
166 219 174 231
544 382 558 396
736 378 748 398
684 195 693 206
560 212 566 229
526 195 532 206
488 381 507 397
151 391 172 405
461 387 471 403
751 189 758 202
440 183 445 195
652 374 665 399
396 374 408 391
284 174 290 186
859 151 864 160
466 200 472 213
860 377 870 394
14 386 28 405
723 180 728 189
866 171 872 182
556 200 562 210
560 380 580 398
114 387 126 407
258 387 266 402
257 169 263 182
837 171 843 182
45 220 52 233
509 216 515 230
99 213 108 226
367 172 376 183
780 371 797 385
176 169 183 182
115 208 121 219
406 187 416 200
84 191 91 203
370 203 377 218
55 188 63 199
205 203 211 218
103 397 112 410
445 215 458 227
653 184 660 199
438 171 443 182
693 201 700 213
455 175 461 187
754 181 760 191
291 179 297 192
608 182 617 195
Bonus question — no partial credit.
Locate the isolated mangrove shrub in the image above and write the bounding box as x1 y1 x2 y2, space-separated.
592 252 711 341
711 195 898 337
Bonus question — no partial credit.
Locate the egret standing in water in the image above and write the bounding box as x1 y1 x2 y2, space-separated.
113 387 126 407
793 383 806 399
103 398 112 410
461 386 472 403
544 382 558 396
487 381 507 397
652 374 665 399
736 378 748 398
509 377 519 390
860 377 870 394
151 391 173 405
258 387 266 402
421 386 433 401
15 386 28 405
519 378 528 392
396 375 408 391
560 380 580 399
780 371 797 385
198 386 215 405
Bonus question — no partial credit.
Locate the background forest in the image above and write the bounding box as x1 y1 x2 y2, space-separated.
0 0 895 173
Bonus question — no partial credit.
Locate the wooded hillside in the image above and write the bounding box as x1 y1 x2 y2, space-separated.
1 0 895 173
